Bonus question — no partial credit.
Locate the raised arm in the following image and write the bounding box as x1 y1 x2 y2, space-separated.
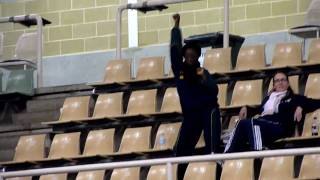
170 14 183 78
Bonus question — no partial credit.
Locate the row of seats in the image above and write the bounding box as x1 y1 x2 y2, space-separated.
96 39 320 85
8 155 320 180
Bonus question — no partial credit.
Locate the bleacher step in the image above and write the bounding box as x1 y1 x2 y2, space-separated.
12 110 60 126
26 98 65 113
0 149 14 162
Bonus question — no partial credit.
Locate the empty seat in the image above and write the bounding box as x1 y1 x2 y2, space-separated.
298 154 320 179
268 75 299 94
153 122 181 150
7 177 32 180
136 56 164 80
258 156 294 180
271 42 302 67
304 73 320 98
14 134 46 162
39 174 67 180
160 88 181 113
48 132 80 159
110 167 140 180
76 170 105 180
58 96 91 122
230 79 263 107
235 45 265 71
103 59 131 83
82 129 115 156
2 69 34 96
307 38 320 64
118 126 151 153
203 48 231 73
147 165 177 180
302 109 320 137
126 89 157 115
92 92 123 118
218 84 228 107
220 159 254 180
15 32 39 62
183 162 217 180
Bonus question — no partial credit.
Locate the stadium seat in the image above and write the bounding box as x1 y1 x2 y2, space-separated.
271 42 302 67
258 156 294 180
196 131 206 148
304 73 320 99
298 154 320 179
203 48 231 74
268 75 299 94
218 84 228 108
92 92 123 118
227 116 240 130
103 59 131 83
301 109 320 137
125 89 157 116
6 177 32 180
76 170 105 180
118 126 151 153
13 134 46 162
58 96 91 122
39 173 67 180
1 69 34 96
229 79 263 108
234 45 266 71
307 38 320 64
147 165 177 180
110 167 140 180
135 56 165 80
220 159 254 180
15 32 38 62
153 122 181 150
183 162 217 180
48 132 80 159
160 87 181 113
82 129 115 156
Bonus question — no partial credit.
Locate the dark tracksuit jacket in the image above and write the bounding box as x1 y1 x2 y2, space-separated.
225 90 320 153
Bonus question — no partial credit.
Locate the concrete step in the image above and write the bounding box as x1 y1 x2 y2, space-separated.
0 149 14 162
13 110 60 126
26 98 65 113
0 135 19 149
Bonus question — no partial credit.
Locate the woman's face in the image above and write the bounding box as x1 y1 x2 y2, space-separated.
273 73 289 92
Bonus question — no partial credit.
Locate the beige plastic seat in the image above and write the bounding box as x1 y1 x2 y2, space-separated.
83 129 115 156
271 42 302 67
218 84 228 107
230 79 263 107
13 134 46 162
203 48 231 74
307 38 320 64
268 75 299 94
153 122 181 150
160 88 181 113
304 73 320 99
58 96 91 122
118 126 152 153
298 154 320 179
6 177 32 180
92 92 123 118
15 32 38 62
196 131 205 148
183 162 217 180
136 56 165 80
302 109 320 137
39 174 67 180
227 116 240 130
110 167 140 180
220 159 254 180
126 89 157 115
235 45 266 71
147 165 177 180
258 156 294 180
103 59 131 83
76 170 105 180
48 132 80 159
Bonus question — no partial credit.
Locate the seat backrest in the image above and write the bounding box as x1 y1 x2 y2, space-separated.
235 45 265 71
147 165 177 180
103 59 131 83
304 73 320 99
126 89 157 115
59 96 91 121
195 131 205 148
39 174 67 180
153 122 181 150
15 32 38 62
110 167 140 180
230 79 263 107
298 154 320 179
5 69 34 95
268 75 299 94
228 116 240 130
307 38 320 64
203 48 231 73
93 92 123 118
136 56 164 80
83 129 115 156
183 162 216 180
220 159 254 180
218 84 228 107
6 177 32 180
271 42 302 67
302 109 320 137
14 134 46 161
258 156 294 180
48 132 80 159
160 88 181 113
118 126 151 153
76 170 105 180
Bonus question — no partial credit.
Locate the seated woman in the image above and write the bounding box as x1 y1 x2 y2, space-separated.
225 71 320 153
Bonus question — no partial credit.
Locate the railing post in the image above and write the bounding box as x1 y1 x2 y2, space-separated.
166 162 173 180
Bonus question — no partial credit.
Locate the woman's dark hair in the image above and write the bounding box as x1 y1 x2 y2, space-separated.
271 71 294 94
182 42 201 58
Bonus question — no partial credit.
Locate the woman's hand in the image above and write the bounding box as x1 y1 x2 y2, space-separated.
294 106 303 122
239 106 247 120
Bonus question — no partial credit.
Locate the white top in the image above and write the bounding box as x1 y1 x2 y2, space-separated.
262 90 287 116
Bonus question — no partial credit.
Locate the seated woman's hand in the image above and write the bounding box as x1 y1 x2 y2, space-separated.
239 106 247 120
294 106 303 122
